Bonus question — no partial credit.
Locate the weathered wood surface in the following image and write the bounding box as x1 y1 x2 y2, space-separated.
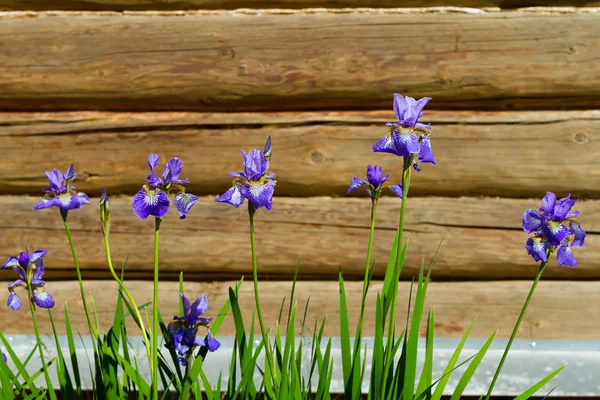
0 195 597 280
1 280 598 340
0 9 598 111
1 0 598 10
0 110 597 198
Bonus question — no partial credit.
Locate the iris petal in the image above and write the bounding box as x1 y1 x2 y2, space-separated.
173 192 198 219
215 186 245 208
240 181 277 210
132 187 170 219
7 292 22 311
557 242 578 267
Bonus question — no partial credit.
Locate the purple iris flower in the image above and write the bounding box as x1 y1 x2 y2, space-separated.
522 192 585 267
2 352 6 363
347 165 403 201
166 293 220 366
216 136 276 210
372 94 436 171
33 165 90 212
132 155 198 220
1 250 54 311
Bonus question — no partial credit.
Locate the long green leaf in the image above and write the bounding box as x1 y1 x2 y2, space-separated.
431 316 477 400
338 267 352 390
451 331 498 400
513 366 565 400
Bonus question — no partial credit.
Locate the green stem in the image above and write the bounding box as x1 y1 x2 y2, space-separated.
28 290 56 400
61 213 96 336
363 199 378 295
382 156 412 393
355 199 378 339
103 233 152 372
484 260 548 400
152 217 162 400
248 203 275 379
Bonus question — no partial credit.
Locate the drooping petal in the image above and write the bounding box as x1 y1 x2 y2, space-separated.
389 184 403 198
240 181 277 210
1 256 19 270
45 169 65 194
32 197 62 211
173 192 198 219
417 134 436 164
77 193 91 206
32 288 55 309
570 221 586 248
242 149 270 181
542 220 569 246
3 256 26 281
64 164 76 181
347 177 369 194
372 134 400 155
215 186 245 208
540 192 556 217
7 292 22 311
553 194 577 221
525 237 549 262
557 242 577 267
197 330 221 352
522 210 543 234
132 187 171 219
146 154 163 187
392 130 420 156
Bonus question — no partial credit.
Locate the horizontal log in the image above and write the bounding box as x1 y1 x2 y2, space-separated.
0 9 599 110
1 280 598 340
0 110 598 198
0 195 597 280
1 1 599 10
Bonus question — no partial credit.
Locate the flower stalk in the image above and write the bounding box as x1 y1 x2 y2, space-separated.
485 258 548 400
248 203 275 376
152 216 162 399
27 287 55 400
62 214 97 336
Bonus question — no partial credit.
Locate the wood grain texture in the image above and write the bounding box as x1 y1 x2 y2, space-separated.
1 279 597 340
0 9 598 111
5 0 600 9
0 110 598 198
0 195 597 280
2 1 600 10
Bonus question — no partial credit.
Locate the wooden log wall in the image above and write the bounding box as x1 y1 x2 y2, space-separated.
0 3 598 340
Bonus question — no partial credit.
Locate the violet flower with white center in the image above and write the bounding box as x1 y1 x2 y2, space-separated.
132 154 198 220
522 192 585 267
348 165 403 202
1 250 54 311
33 164 90 212
166 293 220 366
216 136 276 210
372 94 436 171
